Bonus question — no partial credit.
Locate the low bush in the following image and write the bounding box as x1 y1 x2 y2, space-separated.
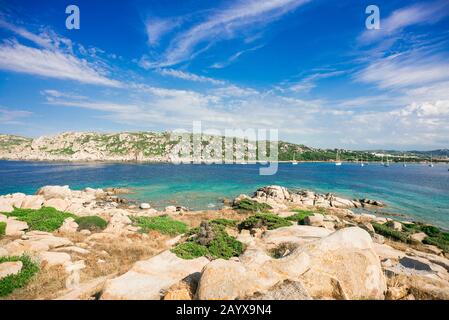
4 207 75 232
0 255 39 297
286 210 314 224
239 213 292 231
0 221 6 236
132 215 188 235
210 218 238 227
372 222 409 243
75 216 108 232
171 221 244 260
233 199 272 212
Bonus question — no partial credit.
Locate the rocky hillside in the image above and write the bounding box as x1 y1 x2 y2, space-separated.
0 132 441 162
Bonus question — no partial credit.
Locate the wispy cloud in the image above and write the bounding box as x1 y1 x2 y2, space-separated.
210 44 264 69
156 68 226 85
0 20 121 87
288 70 345 93
359 0 449 44
143 0 311 67
145 17 184 46
0 106 32 125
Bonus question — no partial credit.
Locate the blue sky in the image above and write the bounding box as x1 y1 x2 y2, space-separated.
0 0 448 150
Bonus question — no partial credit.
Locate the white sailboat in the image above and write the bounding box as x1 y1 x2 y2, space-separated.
360 155 365 167
335 150 342 166
384 156 390 167
380 155 384 166
429 154 434 167
403 154 407 167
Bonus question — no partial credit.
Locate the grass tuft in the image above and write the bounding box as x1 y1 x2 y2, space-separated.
171 221 244 260
0 255 39 297
239 213 292 231
0 221 6 236
286 210 315 224
132 215 188 235
4 207 75 232
233 199 272 212
75 216 108 232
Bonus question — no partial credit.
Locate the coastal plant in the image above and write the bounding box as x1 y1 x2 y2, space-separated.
209 218 238 227
0 221 6 236
171 220 244 260
75 216 108 232
4 207 76 232
372 222 409 243
0 255 39 297
239 213 292 231
286 210 315 224
132 215 188 235
233 199 272 213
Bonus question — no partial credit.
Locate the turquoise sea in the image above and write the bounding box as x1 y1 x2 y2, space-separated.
0 160 448 229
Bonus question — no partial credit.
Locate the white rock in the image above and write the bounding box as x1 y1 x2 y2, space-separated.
21 195 44 210
101 251 209 300
0 261 23 280
39 251 72 267
0 199 14 213
5 219 28 236
37 185 72 200
44 198 69 211
58 217 79 233
139 203 151 209
303 214 325 227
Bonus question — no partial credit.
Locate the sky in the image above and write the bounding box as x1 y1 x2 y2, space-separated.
0 0 448 150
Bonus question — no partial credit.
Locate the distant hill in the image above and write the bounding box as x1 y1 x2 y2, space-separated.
0 132 446 163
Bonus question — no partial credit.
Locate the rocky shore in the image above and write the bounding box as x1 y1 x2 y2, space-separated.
1 185 449 300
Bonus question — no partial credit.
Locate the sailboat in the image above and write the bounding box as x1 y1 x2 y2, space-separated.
335 150 342 166
292 152 298 165
429 154 434 167
403 154 407 167
380 155 384 166
360 155 365 167
384 155 390 167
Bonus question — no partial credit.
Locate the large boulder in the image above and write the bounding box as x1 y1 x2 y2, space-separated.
39 251 71 267
253 185 291 203
196 245 310 300
303 214 325 227
261 225 332 248
37 185 72 200
331 197 356 209
5 218 29 236
44 198 70 211
21 195 44 210
0 261 23 280
298 227 386 299
0 198 14 213
101 251 209 300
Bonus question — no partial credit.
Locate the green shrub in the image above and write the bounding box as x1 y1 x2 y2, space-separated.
239 213 292 231
75 216 108 232
171 222 244 260
171 242 210 260
0 255 39 297
423 237 449 253
0 221 6 236
132 215 188 235
4 207 75 232
372 222 409 243
210 218 238 227
233 199 272 212
286 210 314 224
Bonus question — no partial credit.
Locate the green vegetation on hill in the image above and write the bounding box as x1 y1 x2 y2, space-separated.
0 255 39 297
131 215 188 235
3 207 75 232
286 210 315 224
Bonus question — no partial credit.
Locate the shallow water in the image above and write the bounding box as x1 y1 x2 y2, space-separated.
1 160 448 228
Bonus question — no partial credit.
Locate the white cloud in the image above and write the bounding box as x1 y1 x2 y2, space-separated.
145 0 311 67
356 51 449 90
0 41 122 87
157 68 225 85
359 0 449 44
210 44 264 69
146 17 183 46
288 70 345 93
